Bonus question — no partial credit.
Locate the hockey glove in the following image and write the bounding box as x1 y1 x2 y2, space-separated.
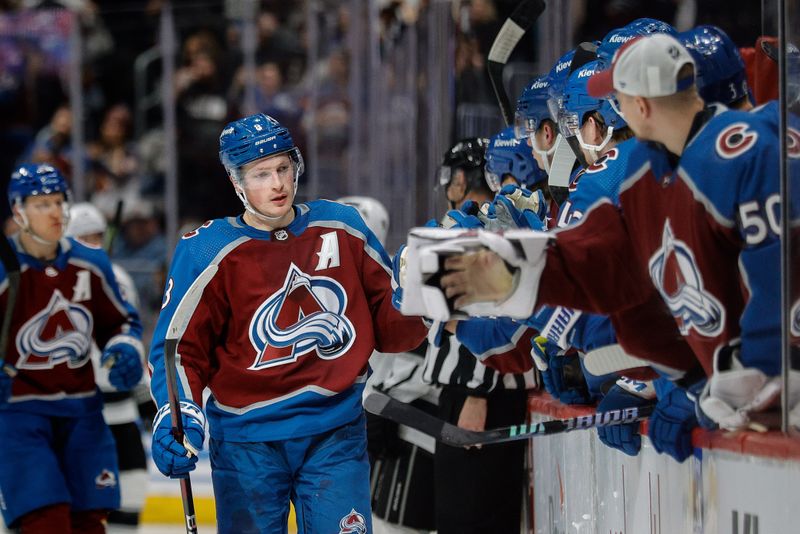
596 382 651 456
531 337 592 405
698 342 783 431
440 203 484 230
101 337 144 391
152 400 206 478
487 185 546 230
647 380 698 463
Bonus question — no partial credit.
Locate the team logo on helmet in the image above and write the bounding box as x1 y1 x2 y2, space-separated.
649 220 724 337
248 264 355 370
15 290 93 369
338 509 367 534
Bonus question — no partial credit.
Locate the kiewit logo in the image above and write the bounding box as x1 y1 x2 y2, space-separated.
649 220 724 337
248 264 355 370
16 290 93 369
532 79 549 90
493 138 519 148
338 509 367 534
608 34 633 44
577 67 596 78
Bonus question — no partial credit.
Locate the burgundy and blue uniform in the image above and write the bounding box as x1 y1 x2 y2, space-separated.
149 201 428 532
0 236 142 527
539 105 781 378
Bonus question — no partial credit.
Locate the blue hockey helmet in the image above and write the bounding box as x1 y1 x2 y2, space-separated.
218 113 304 186
680 25 749 106
8 163 70 208
514 75 553 140
558 60 627 140
597 18 677 68
485 127 547 190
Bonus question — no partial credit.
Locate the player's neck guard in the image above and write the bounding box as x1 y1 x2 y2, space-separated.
577 126 614 164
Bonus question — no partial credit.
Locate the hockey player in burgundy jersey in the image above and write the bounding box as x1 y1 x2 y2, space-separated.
0 164 144 533
437 33 788 432
148 113 427 533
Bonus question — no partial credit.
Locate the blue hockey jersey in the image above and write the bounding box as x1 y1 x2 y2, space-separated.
539 105 782 376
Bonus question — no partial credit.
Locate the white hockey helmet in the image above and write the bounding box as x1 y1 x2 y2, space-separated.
66 202 107 238
336 196 389 246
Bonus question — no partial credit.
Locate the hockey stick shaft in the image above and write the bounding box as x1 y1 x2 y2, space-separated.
364 392 654 447
487 0 546 125
164 338 198 534
161 264 217 534
104 199 124 256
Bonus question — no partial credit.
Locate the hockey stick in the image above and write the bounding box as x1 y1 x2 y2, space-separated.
0 237 48 392
0 236 20 379
163 263 218 534
103 199 124 256
364 391 654 447
487 0 546 125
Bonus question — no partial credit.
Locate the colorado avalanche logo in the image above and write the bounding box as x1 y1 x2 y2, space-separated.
648 220 724 337
16 290 93 369
338 509 367 534
248 263 355 370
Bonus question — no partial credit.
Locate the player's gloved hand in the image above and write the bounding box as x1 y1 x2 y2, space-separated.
531 337 592 405
698 342 783 431
391 244 407 311
152 400 207 478
596 383 650 456
488 185 546 230
0 364 14 405
647 381 698 462
101 338 144 391
440 202 484 230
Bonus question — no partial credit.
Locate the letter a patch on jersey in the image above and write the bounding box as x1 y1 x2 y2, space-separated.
315 231 341 271
248 263 355 370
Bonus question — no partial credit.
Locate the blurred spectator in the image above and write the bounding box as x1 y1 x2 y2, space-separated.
88 103 140 186
255 10 304 73
175 29 235 219
111 197 167 344
22 104 73 171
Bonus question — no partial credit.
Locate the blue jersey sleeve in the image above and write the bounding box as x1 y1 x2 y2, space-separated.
149 220 231 409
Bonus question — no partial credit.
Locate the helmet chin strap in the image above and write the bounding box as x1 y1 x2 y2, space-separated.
530 133 558 174
577 126 614 165
13 201 68 247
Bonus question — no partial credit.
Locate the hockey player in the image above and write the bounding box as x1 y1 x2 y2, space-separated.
436 33 787 432
425 140 537 534
0 164 144 533
148 113 428 533
485 126 547 192
66 202 149 529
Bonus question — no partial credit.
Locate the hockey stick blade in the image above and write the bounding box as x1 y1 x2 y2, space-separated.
487 0 546 125
163 263 217 534
365 392 655 447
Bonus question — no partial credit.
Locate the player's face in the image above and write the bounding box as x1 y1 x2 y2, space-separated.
239 153 296 219
616 92 645 139
446 170 466 205
529 125 554 170
19 193 67 242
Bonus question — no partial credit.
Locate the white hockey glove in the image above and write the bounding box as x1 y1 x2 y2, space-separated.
698 342 799 431
400 227 549 321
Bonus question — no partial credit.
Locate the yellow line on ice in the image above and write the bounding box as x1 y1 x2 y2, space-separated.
140 495 297 531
